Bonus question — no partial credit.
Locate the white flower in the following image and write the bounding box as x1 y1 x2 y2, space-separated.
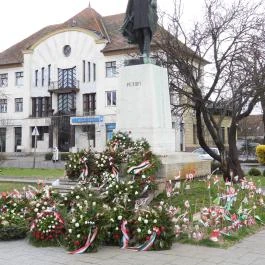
137 228 141 233
148 230 152 235
68 229 72 233
75 223 80 227
138 216 142 222
135 191 139 195
36 203 40 207
160 201 164 206
34 208 39 213
142 175 146 179
92 202 96 206
153 219 157 224
144 219 148 224
76 195 80 199
72 218 76 223
89 194 92 197
110 218 114 222
77 234 80 238
115 227 119 231
117 215 122 220
113 207 117 211
44 201 48 206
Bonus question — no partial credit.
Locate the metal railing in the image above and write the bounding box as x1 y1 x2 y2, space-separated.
48 80 80 90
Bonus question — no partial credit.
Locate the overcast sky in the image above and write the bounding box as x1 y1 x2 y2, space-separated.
0 0 205 52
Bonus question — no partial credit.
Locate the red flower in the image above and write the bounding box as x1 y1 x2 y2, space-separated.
145 236 150 241
74 241 80 246
113 234 120 240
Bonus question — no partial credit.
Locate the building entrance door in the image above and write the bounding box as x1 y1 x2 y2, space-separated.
57 116 71 152
14 127 22 152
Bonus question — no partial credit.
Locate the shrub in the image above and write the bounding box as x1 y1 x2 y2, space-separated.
60 153 70 161
248 167 261 176
0 153 6 161
45 152 53 161
256 145 265 165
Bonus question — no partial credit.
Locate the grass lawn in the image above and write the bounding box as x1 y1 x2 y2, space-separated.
0 168 64 179
154 176 265 248
0 182 37 192
246 175 265 186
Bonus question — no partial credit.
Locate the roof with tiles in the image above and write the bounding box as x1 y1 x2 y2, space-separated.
0 7 133 66
0 7 207 66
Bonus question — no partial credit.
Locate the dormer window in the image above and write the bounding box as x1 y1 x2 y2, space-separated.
63 45 71 57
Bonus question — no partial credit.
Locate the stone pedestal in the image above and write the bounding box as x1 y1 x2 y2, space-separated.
116 63 175 153
157 153 211 180
117 62 211 180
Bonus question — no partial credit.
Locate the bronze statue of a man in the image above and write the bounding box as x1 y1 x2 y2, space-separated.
122 0 158 58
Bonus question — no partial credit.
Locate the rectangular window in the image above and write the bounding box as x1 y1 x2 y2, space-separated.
193 124 197 144
83 93 96 115
0 73 8 87
93 63 96 81
82 125 96 148
41 67 45 86
35 70 38 87
105 91 116 106
105 61 117 78
83 60 86 83
0 128 6 152
88 62 91 82
32 97 49 117
15 98 23 112
15 72 24 86
48 64 51 86
0 99 7 113
14 127 22 152
106 123 116 142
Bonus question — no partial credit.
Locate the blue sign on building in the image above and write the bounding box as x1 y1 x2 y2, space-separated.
70 116 104 125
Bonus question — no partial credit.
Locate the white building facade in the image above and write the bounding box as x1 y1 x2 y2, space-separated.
0 7 183 154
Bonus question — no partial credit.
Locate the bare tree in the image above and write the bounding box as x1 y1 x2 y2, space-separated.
155 0 265 180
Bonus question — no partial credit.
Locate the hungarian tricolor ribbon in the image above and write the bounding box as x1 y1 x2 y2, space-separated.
112 166 119 181
120 220 129 249
126 227 159 251
127 160 151 175
69 227 98 254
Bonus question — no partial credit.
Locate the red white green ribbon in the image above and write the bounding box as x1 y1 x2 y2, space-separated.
127 160 151 175
126 227 159 251
69 227 98 254
120 220 129 249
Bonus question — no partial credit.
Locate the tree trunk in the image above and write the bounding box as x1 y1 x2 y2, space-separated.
227 122 244 182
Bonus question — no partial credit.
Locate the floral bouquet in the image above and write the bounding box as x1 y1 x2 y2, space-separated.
29 210 65 246
64 196 104 253
131 206 175 250
0 211 28 240
103 205 132 246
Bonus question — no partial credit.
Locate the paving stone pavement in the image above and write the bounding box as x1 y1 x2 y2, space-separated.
0 229 265 265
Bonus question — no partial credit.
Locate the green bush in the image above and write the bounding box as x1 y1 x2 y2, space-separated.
60 153 70 161
45 152 53 161
256 145 265 164
248 167 261 176
0 153 6 161
263 170 265 177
